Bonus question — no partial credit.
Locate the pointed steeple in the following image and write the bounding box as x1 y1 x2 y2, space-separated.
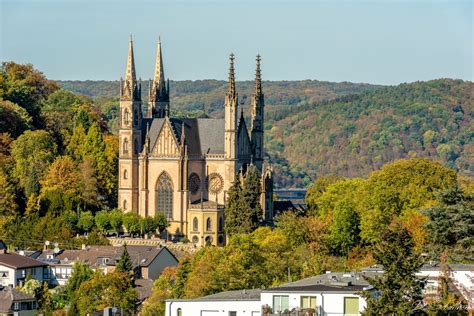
153 36 166 91
253 54 262 99
148 35 170 118
121 33 139 101
226 53 237 100
125 33 137 83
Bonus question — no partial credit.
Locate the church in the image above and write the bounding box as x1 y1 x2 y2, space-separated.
118 35 273 246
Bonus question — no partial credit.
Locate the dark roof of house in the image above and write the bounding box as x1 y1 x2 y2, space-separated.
273 200 296 212
266 284 366 293
144 117 226 156
0 252 47 269
0 287 36 312
166 289 262 302
38 245 177 269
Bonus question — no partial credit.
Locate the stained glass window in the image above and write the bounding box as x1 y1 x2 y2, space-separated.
156 172 173 219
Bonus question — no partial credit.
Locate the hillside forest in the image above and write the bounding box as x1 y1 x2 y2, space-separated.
0 62 473 315
59 78 473 188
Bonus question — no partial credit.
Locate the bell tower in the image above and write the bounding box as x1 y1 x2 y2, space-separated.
118 33 142 213
147 36 169 118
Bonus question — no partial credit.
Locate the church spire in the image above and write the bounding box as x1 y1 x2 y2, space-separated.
250 54 265 171
121 33 139 101
226 53 237 100
253 54 262 98
152 36 166 98
125 33 137 84
148 35 170 118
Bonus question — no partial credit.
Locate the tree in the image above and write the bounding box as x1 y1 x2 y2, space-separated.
305 175 342 213
361 224 425 315
95 210 111 234
77 211 95 234
116 243 133 274
66 261 93 298
109 208 123 235
78 157 98 208
328 200 360 256
140 216 159 237
123 212 141 236
0 100 32 137
11 130 57 198
0 169 18 217
154 212 169 234
62 210 78 231
74 271 137 315
140 267 177 316
38 281 53 313
224 178 257 236
40 156 80 197
423 186 474 262
274 211 308 247
242 165 263 225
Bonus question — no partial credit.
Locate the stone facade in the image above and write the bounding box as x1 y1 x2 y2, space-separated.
117 35 273 246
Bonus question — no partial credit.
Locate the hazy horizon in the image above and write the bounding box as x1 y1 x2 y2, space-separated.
1 0 472 85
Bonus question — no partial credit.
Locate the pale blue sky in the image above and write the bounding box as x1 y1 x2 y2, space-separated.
0 0 472 84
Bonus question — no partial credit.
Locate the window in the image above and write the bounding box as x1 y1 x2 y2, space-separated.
43 267 50 280
177 308 182 316
229 312 237 316
123 138 129 153
124 169 128 180
206 218 212 232
273 295 289 312
205 236 213 245
218 217 224 232
124 109 130 125
123 200 127 210
192 236 199 244
193 217 198 232
344 297 359 315
156 172 173 219
301 296 316 309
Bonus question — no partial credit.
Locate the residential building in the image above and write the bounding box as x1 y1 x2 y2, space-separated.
37 245 178 285
0 248 48 287
0 286 38 316
117 35 274 245
165 289 262 316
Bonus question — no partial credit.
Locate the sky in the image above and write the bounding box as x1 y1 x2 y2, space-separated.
0 0 472 84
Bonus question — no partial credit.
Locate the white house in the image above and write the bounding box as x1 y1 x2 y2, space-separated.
0 248 48 288
165 289 262 316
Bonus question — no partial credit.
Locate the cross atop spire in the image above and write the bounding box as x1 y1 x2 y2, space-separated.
226 53 236 99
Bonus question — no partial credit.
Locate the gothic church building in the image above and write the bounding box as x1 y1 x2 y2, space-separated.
118 35 273 246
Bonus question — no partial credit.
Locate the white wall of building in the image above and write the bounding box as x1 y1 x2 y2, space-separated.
0 265 15 287
0 265 45 287
165 300 261 316
260 292 366 316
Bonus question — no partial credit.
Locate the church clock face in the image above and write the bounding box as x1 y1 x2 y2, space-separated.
207 173 224 195
188 173 200 194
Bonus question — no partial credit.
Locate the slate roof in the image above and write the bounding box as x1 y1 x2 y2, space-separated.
0 252 47 269
144 117 226 156
37 245 177 269
0 287 36 312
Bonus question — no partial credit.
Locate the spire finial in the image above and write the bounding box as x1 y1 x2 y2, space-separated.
151 34 166 102
254 54 262 96
227 53 236 98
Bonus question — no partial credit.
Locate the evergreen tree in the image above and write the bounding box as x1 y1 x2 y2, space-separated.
39 281 52 314
224 178 253 236
361 224 425 315
66 262 93 298
242 165 263 225
116 243 133 274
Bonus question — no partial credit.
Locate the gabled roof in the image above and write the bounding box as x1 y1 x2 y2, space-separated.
166 288 262 302
144 117 225 157
0 287 36 313
0 252 47 269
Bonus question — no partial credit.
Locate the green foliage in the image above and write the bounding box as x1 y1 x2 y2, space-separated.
305 175 342 213
0 169 18 217
0 100 32 137
77 211 95 233
20 278 42 296
328 200 360 256
141 267 177 316
74 271 137 315
116 243 133 274
361 224 425 315
12 130 57 198
242 165 263 224
274 211 308 247
109 208 123 235
123 212 141 236
38 282 53 313
66 262 93 298
94 210 112 233
154 212 170 233
423 186 474 262
140 216 159 237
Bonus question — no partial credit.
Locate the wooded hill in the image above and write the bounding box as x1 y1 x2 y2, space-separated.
58 79 473 188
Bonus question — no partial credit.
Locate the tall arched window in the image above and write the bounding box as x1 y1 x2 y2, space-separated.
123 200 127 210
124 109 130 125
177 309 182 316
123 169 128 180
123 138 129 153
156 172 173 220
193 217 198 232
206 218 212 232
